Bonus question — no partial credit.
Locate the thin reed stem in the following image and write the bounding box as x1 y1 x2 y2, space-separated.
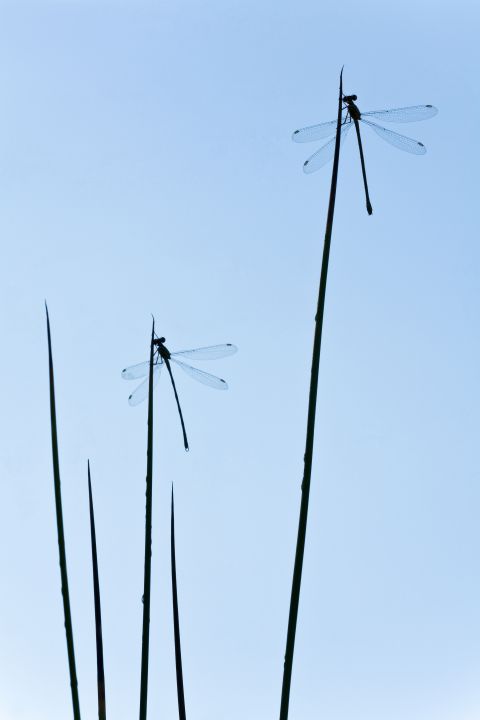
87 461 106 720
279 68 344 720
171 486 187 720
45 304 82 720
139 321 155 720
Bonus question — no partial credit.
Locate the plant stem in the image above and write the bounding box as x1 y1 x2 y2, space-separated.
171 486 187 720
139 321 155 720
279 68 344 720
88 461 106 720
45 304 82 720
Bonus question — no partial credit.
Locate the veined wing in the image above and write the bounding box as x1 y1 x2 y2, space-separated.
360 119 426 155
171 358 228 390
303 122 351 174
122 358 163 380
361 105 438 123
128 364 162 406
171 343 238 361
292 118 338 143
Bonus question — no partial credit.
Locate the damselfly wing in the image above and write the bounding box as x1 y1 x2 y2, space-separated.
122 342 237 405
293 102 438 170
122 339 237 450
293 96 438 214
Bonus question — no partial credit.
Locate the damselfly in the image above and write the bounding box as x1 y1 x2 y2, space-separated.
293 94 438 215
122 336 237 450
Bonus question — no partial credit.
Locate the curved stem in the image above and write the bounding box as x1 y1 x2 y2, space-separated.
88 462 106 720
171 487 187 720
46 305 82 720
279 68 344 720
139 322 155 720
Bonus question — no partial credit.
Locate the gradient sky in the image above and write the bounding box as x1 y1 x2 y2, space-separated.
1 1 479 720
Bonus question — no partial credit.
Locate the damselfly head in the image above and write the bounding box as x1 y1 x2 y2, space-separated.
343 94 357 102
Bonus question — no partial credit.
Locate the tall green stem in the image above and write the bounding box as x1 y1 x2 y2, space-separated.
46 305 82 720
279 68 344 720
171 487 187 720
139 322 155 720
88 462 106 720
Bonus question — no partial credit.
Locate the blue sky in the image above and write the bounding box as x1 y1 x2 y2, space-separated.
1 1 479 719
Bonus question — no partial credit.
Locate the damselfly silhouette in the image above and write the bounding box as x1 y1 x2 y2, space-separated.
122 336 237 450
293 94 438 215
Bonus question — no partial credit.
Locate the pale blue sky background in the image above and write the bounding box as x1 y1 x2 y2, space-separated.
0 1 479 719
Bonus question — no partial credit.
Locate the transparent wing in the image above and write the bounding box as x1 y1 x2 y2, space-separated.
171 358 228 390
292 118 337 143
171 343 238 361
360 119 427 155
128 365 161 406
361 104 438 123
303 122 351 174
122 358 163 380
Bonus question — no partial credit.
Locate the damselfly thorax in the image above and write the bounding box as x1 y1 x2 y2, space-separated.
153 337 171 361
343 94 361 121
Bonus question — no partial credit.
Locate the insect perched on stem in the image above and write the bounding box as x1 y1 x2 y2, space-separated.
293 94 438 215
122 335 237 451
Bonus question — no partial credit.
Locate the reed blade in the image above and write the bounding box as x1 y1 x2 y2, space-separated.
139 321 155 720
88 462 106 720
171 487 187 720
46 304 82 720
279 68 344 720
